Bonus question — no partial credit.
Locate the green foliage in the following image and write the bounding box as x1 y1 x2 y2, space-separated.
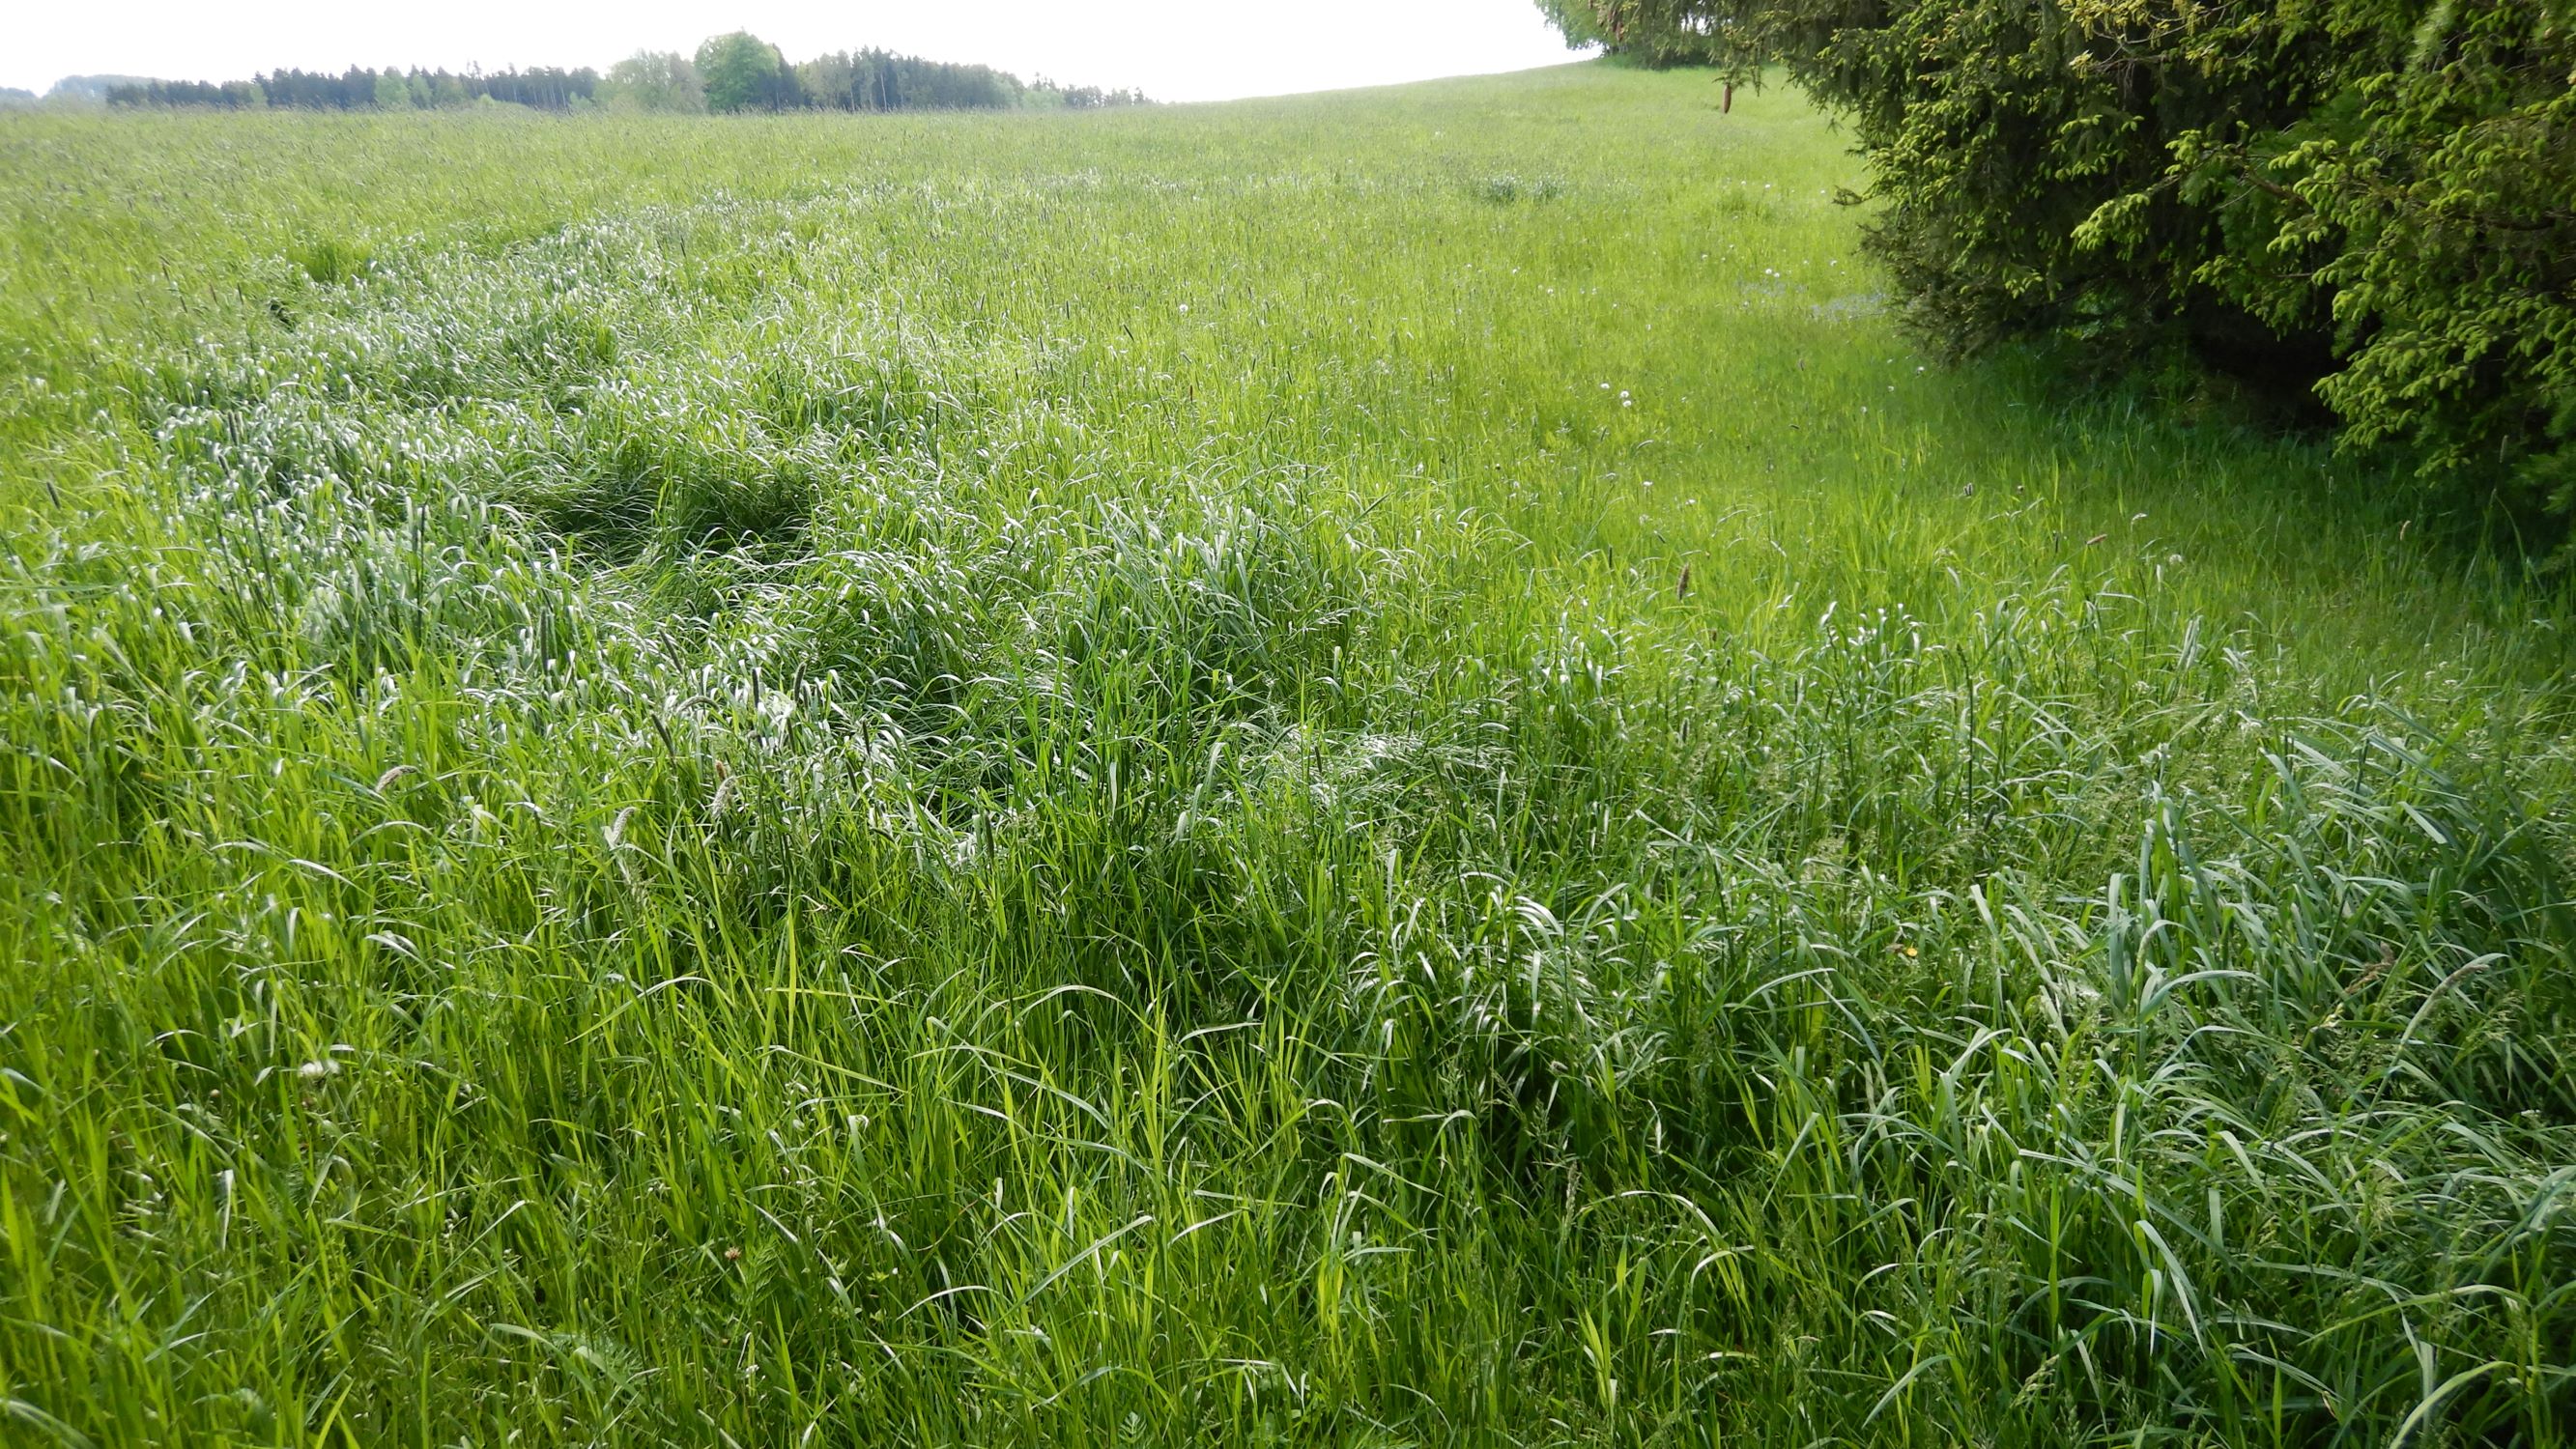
695 31 795 114
1534 0 1621 50
1578 0 1758 70
2243 1 2576 511
113 66 599 111
791 47 1043 111
1540 0 2576 526
4 68 2574 1446
601 50 705 114
103 78 270 109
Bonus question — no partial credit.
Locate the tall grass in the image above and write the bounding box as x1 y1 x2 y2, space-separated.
2 65 2571 1446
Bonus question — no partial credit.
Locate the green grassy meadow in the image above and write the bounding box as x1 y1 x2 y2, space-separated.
3 64 2573 1445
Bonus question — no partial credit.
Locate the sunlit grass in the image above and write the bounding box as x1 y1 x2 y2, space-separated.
3 64 2571 1446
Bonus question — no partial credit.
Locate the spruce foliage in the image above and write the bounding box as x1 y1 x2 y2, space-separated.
1541 0 2576 523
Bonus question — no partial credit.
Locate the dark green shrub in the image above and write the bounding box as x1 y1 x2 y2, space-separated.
1543 0 2576 523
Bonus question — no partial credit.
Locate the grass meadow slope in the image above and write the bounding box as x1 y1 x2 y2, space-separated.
3 64 2573 1446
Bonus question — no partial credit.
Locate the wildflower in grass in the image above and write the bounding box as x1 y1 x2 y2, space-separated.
298 1060 338 1081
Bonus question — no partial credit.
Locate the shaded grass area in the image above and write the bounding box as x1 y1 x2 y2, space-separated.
3 64 2573 1446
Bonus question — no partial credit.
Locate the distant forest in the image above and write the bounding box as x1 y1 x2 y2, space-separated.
101 34 1147 114
109 71 595 112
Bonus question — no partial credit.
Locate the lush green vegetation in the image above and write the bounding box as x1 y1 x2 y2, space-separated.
1541 0 2576 527
3 64 2572 1446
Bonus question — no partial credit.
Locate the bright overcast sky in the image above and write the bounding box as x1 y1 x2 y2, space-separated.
5 1 1589 101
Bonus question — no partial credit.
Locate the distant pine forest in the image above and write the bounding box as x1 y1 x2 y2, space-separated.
98 34 1149 114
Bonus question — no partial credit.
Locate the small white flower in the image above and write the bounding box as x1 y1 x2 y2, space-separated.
299 1060 339 1081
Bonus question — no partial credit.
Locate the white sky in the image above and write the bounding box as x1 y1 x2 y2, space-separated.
4 1 1590 101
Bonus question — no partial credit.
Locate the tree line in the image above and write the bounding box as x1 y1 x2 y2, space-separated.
109 68 598 111
672 33 1146 114
101 34 1144 115
1541 0 2576 533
